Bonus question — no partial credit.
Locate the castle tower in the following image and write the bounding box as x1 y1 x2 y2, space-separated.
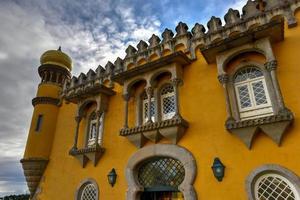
21 47 72 198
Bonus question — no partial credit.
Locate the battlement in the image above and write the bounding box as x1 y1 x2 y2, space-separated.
62 0 300 92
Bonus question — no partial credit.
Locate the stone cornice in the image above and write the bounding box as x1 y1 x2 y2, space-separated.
112 51 192 84
69 146 105 168
226 111 293 130
32 97 60 107
120 116 188 136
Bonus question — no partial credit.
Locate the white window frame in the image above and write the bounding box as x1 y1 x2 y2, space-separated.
87 113 104 147
142 97 155 124
254 173 300 200
161 86 176 121
235 75 273 120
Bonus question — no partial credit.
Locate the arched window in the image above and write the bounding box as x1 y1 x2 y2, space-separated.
138 157 185 191
234 67 273 120
142 91 155 123
77 180 98 200
254 173 300 200
160 85 176 120
87 112 104 147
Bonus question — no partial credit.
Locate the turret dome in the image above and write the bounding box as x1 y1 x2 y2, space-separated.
40 47 72 71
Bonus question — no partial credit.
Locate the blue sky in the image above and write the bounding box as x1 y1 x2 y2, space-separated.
0 0 247 196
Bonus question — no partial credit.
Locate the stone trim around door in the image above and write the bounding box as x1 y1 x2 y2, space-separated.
245 164 300 200
125 144 197 200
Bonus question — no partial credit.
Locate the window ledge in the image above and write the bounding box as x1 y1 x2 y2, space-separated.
69 146 105 168
225 108 294 149
120 115 189 148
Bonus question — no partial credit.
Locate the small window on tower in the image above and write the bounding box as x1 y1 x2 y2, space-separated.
35 114 43 132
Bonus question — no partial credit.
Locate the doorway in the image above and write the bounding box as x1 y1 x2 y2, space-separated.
141 191 184 200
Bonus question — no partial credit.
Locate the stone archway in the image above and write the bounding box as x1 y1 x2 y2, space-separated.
125 144 197 200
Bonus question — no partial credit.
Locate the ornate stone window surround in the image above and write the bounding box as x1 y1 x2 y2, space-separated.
120 61 188 148
125 144 197 200
75 178 99 200
216 38 293 148
69 95 109 167
246 164 300 200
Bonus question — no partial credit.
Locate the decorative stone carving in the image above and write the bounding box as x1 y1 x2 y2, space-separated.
114 57 124 73
87 69 96 81
69 146 105 168
105 61 115 74
120 116 188 148
20 158 48 198
137 40 148 52
32 97 60 107
224 9 241 26
242 0 261 19
191 23 206 39
162 28 174 42
125 144 197 200
148 34 161 47
226 111 294 149
264 0 283 11
125 45 137 57
207 16 222 33
175 22 189 36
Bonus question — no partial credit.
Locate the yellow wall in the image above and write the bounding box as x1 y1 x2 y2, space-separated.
31 12 300 200
24 83 61 159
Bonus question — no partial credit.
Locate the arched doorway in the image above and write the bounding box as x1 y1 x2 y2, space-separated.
125 144 197 200
138 157 184 200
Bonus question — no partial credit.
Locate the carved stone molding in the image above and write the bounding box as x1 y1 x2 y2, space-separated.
120 116 188 148
20 158 48 198
125 144 197 200
32 97 60 107
226 110 294 149
69 146 105 168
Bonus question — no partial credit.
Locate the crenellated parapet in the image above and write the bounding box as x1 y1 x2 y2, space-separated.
82 0 299 80
62 64 115 103
62 0 300 92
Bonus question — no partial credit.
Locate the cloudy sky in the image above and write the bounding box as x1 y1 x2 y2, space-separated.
0 0 247 196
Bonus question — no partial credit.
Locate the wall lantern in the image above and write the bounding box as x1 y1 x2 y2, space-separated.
211 157 225 182
107 168 117 187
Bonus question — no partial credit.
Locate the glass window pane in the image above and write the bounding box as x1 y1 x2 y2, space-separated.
238 85 252 108
252 81 268 105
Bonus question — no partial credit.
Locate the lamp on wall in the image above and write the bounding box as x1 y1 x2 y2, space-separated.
211 157 225 182
107 168 117 187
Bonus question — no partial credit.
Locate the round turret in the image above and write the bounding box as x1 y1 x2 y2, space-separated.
40 47 72 71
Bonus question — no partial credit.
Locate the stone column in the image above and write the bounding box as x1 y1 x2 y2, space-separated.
146 87 154 122
171 78 183 117
265 60 285 112
123 94 130 128
72 116 82 150
218 74 234 123
49 71 53 82
94 111 102 147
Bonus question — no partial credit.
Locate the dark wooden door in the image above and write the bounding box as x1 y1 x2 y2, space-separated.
141 191 183 200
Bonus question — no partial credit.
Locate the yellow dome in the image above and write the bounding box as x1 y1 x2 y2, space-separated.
40 48 72 71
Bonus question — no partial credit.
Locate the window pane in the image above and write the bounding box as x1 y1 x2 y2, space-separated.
161 85 175 120
80 183 97 200
35 114 43 132
255 174 297 200
238 85 252 108
252 81 268 105
235 67 263 83
163 96 175 115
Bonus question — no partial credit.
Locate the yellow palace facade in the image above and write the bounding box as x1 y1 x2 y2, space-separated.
21 1 300 199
